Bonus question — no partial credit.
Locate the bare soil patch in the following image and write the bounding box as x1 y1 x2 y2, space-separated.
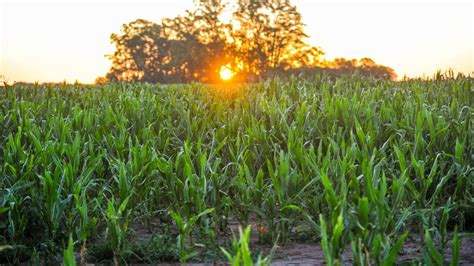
126 220 474 265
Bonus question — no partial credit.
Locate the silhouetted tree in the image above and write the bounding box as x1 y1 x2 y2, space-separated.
229 0 323 80
357 57 397 79
161 0 230 82
105 19 193 83
100 0 396 83
104 1 230 83
328 57 397 79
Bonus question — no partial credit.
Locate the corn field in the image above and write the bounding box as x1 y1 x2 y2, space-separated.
0 75 473 265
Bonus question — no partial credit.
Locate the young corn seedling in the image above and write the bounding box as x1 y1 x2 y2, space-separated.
169 208 214 264
63 235 77 266
38 169 73 263
75 194 97 265
320 213 345 266
220 225 268 266
422 228 444 266
102 196 131 266
449 226 460 266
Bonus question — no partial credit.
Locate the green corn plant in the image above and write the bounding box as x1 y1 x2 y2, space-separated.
74 194 96 265
234 161 264 219
449 226 460 266
169 208 214 264
1 75 473 265
38 169 73 263
423 228 443 266
262 150 314 243
63 235 77 266
220 226 268 266
320 213 345 266
69 157 99 265
437 198 454 252
102 196 131 266
379 232 409 266
0 182 32 246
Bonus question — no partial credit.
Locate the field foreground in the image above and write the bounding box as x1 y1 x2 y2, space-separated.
0 75 473 264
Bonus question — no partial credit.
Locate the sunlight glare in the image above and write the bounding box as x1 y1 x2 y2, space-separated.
219 65 234 81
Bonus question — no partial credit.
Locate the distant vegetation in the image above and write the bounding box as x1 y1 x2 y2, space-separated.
97 0 396 84
1 75 472 264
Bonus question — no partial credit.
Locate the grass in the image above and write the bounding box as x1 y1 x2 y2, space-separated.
0 74 472 265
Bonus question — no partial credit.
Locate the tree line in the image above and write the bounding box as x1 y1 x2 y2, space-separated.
98 0 396 84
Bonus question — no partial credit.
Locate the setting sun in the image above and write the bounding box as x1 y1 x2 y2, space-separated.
219 66 234 81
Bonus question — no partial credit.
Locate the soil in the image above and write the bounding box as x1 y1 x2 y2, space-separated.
259 238 474 265
125 220 474 265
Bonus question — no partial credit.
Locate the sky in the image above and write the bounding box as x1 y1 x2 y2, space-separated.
0 0 472 83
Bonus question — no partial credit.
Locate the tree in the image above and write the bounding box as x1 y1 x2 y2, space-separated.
100 0 396 83
357 57 397 79
104 1 230 83
167 0 230 82
229 0 323 80
327 58 397 79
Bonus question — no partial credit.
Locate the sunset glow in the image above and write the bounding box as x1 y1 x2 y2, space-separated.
0 0 472 83
219 65 235 81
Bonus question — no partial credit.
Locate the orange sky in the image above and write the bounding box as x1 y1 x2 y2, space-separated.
1 0 472 83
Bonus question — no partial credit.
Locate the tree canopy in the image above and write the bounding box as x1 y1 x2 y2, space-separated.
100 0 396 83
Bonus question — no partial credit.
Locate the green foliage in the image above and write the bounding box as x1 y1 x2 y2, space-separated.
169 208 215 263
0 75 472 264
320 213 344 266
63 235 77 266
220 226 268 266
104 196 131 265
450 227 460 266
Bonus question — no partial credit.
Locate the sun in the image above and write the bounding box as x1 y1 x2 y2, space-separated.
219 65 235 81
